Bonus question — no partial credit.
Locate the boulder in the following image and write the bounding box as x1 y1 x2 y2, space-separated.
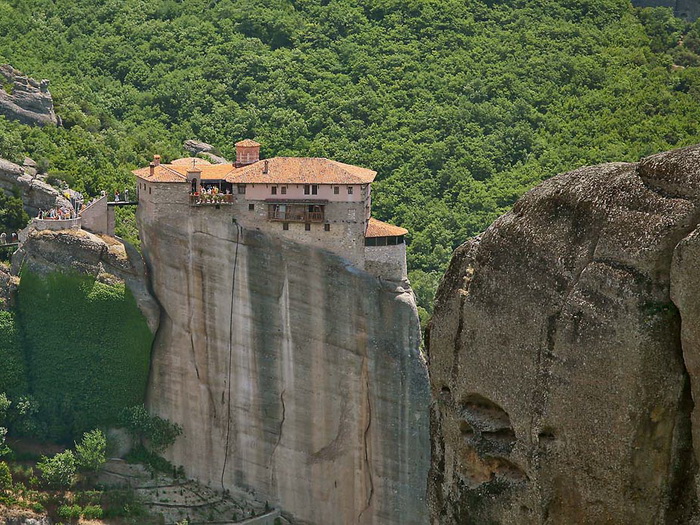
0 157 71 215
183 139 228 164
428 144 700 524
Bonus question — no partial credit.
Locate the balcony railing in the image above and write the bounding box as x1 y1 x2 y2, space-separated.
190 194 234 206
268 209 324 222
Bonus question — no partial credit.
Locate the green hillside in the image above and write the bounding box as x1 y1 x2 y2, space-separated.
0 0 698 317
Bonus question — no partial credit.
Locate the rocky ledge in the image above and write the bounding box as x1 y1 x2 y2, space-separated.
12 228 159 334
0 64 58 127
428 144 700 524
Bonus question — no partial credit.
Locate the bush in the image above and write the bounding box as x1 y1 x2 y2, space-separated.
16 270 153 441
58 504 82 520
0 461 12 492
119 405 182 454
75 429 107 473
37 450 76 489
82 504 103 519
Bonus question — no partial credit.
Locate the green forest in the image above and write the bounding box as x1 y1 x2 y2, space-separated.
0 0 699 317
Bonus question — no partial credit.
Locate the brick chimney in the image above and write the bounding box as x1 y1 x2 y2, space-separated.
235 139 260 167
149 162 155 177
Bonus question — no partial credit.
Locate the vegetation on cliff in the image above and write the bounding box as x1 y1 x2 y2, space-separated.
15 270 153 441
0 312 27 399
0 0 698 314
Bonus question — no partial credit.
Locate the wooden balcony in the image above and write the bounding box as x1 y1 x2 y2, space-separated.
190 194 234 206
268 205 324 223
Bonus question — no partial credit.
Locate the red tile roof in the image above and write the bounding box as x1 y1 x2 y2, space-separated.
133 157 376 185
365 218 408 237
235 139 260 147
229 158 376 185
132 164 187 183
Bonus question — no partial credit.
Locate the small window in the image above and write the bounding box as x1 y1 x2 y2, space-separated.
248 203 255 211
397 235 405 244
149 187 152 194
311 185 318 195
271 186 277 195
387 236 398 245
334 186 339 195
237 184 246 194
304 184 310 195
281 186 287 195
347 186 354 195
324 224 330 231
365 237 377 247
305 223 311 231
283 222 289 231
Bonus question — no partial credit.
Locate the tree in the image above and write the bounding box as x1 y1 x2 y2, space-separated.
75 429 107 473
0 394 10 457
37 450 76 489
0 461 11 492
0 187 29 234
119 405 182 454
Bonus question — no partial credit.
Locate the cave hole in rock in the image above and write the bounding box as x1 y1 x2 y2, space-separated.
460 393 512 431
459 420 475 437
538 427 556 443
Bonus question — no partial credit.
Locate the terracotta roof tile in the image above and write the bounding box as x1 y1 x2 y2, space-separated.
365 218 408 237
171 157 211 166
235 139 260 147
132 165 187 183
133 157 376 185
226 157 376 185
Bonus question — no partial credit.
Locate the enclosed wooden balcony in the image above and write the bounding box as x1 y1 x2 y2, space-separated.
267 203 325 223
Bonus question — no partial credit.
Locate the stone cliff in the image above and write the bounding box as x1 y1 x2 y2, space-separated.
428 144 700 524
0 157 71 216
139 205 430 523
0 64 59 127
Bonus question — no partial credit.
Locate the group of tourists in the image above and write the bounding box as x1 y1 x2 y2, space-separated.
38 205 77 220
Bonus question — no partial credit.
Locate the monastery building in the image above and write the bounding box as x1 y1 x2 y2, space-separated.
132 140 408 281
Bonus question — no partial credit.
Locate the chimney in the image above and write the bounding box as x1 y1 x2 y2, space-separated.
153 154 161 166
235 139 261 167
149 162 155 177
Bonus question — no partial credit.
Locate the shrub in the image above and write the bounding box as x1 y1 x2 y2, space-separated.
82 504 103 519
75 429 107 472
0 461 11 492
119 405 182 454
58 504 82 520
37 450 76 489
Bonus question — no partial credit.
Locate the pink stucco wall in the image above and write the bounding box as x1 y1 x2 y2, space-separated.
245 183 366 203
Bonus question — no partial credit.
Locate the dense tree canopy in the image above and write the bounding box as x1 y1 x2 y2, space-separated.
0 0 698 315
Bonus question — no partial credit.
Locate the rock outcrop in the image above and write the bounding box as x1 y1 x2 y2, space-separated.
12 228 159 333
0 157 71 215
631 0 700 21
0 65 59 127
138 204 430 524
184 139 228 164
428 144 700 524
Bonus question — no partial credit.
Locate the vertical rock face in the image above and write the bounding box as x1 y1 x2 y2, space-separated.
139 204 430 524
428 145 700 523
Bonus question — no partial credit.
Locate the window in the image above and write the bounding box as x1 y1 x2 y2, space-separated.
311 185 318 195
365 237 376 247
149 187 152 194
248 203 255 211
305 223 311 231
347 186 354 195
324 224 331 231
271 186 277 195
334 186 339 195
387 236 398 245
237 184 246 194
304 184 310 195
281 186 287 195
283 222 289 230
